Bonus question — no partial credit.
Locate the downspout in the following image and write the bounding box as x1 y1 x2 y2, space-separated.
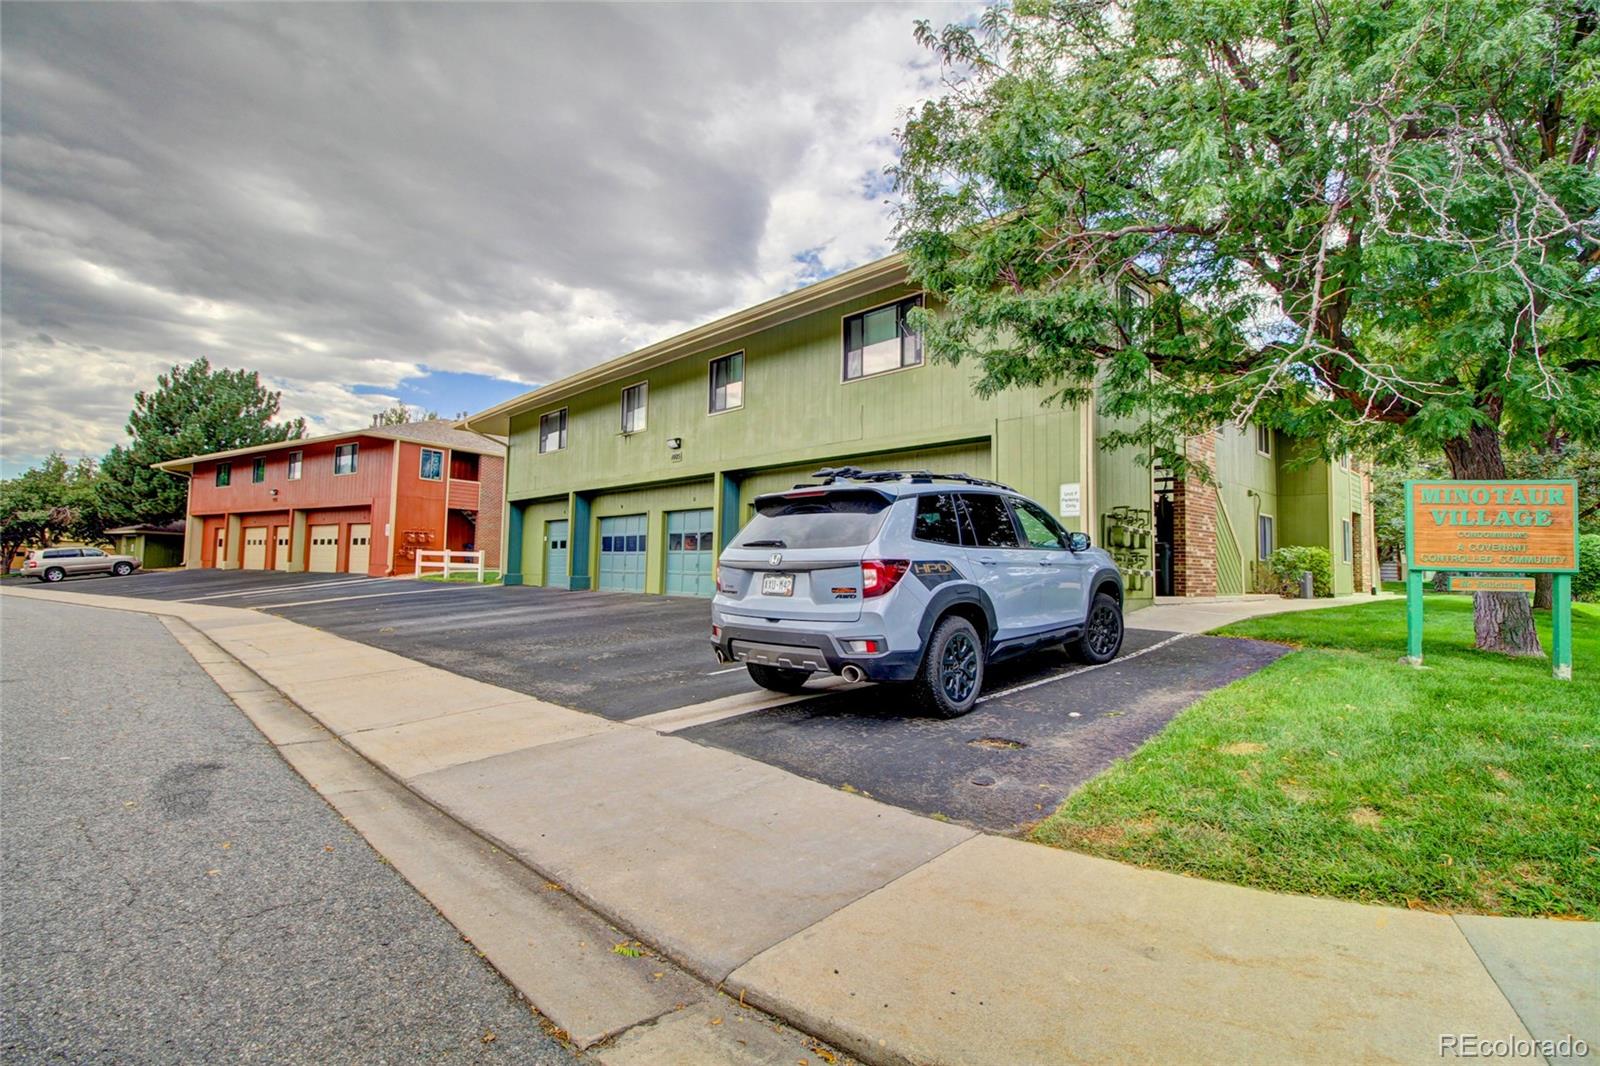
385 440 401 576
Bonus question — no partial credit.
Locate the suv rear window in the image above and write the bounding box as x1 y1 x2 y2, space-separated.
737 490 891 549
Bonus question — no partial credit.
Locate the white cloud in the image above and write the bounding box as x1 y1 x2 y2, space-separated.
0 2 978 475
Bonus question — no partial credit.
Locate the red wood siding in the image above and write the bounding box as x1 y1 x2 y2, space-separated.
188 436 391 516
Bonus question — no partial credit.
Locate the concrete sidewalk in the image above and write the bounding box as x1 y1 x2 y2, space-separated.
1133 591 1396 633
7 585 1591 1066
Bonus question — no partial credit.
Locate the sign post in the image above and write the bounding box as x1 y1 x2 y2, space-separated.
1403 479 1579 680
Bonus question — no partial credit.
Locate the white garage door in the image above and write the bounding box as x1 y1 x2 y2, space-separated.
242 527 269 570
308 524 340 573
273 526 291 570
346 523 371 575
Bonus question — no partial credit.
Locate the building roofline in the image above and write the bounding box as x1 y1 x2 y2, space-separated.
152 423 504 474
459 252 909 436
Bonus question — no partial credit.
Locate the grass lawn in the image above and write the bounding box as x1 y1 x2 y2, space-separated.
1031 595 1599 918
419 570 500 584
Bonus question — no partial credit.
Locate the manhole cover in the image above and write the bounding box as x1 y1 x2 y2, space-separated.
968 737 1027 750
970 774 996 787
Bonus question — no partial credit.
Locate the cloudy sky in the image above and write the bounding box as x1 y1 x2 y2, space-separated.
1 2 972 476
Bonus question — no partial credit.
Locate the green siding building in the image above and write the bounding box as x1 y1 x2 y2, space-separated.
465 254 1376 608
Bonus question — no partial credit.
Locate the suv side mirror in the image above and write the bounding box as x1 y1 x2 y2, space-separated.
1066 531 1092 552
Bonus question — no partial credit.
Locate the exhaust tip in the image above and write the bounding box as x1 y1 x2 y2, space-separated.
840 664 865 683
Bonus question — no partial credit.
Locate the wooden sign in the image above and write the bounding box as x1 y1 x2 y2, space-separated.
1448 576 1535 594
1405 480 1579 573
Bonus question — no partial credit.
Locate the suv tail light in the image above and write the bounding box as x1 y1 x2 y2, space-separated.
861 559 909 598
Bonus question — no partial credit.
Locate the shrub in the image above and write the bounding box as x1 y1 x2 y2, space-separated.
1576 534 1600 603
1265 545 1334 598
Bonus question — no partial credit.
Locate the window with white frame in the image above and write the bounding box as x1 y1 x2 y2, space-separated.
419 447 443 481
1258 514 1275 559
709 352 743 413
287 451 302 480
539 409 567 453
334 443 358 475
843 296 922 380
621 383 647 433
1256 426 1273 457
1342 519 1352 562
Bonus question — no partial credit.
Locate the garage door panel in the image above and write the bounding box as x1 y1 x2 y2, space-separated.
347 523 371 574
544 520 569 588
308 524 340 573
242 527 269 570
273 527 290 571
598 515 646 593
665 508 714 597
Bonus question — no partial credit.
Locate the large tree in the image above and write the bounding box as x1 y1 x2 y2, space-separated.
98 359 305 525
893 0 1600 655
1 454 106 569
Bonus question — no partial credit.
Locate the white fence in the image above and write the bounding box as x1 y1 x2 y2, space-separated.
414 549 486 582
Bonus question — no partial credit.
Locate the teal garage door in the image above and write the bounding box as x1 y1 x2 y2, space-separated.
598 514 647 592
544 520 569 587
665 508 715 597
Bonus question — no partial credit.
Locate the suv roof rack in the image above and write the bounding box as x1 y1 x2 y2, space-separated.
805 467 1017 492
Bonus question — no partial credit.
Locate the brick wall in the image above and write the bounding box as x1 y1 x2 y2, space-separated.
1171 434 1219 596
476 454 504 569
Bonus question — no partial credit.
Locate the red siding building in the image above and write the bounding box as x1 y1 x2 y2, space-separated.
156 421 506 577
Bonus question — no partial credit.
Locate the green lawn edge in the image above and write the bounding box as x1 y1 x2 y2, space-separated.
1030 595 1600 919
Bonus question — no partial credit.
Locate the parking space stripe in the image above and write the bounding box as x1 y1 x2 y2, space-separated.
183 578 377 601
252 587 458 610
974 631 1191 705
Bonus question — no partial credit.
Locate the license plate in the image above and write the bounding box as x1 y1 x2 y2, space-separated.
761 573 794 597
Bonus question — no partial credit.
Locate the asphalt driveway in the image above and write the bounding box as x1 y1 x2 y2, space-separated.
39 569 1290 830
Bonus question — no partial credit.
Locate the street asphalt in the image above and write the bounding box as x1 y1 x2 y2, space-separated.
0 595 574 1065
32 570 1294 831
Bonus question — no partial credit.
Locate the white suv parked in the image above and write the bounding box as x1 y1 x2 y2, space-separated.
711 469 1124 717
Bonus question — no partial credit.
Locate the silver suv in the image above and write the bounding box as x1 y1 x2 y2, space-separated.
23 546 141 582
711 469 1124 717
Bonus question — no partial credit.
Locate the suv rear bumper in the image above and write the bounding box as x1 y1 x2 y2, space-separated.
711 622 921 682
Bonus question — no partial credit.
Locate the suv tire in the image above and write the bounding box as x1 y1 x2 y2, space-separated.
112 562 133 576
43 567 65 583
746 662 811 693
1072 592 1124 665
914 614 984 718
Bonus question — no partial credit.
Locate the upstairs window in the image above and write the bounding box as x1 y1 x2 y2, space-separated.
215 462 231 487
709 352 743 413
1256 426 1273 457
419 447 444 481
621 383 647 434
287 451 303 480
334 443 358 476
539 409 567 453
843 296 922 381
252 457 266 483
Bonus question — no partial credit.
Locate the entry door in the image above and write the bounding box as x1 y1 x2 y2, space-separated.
346 523 371 574
597 514 647 592
273 527 290 571
242 527 269 570
308 524 340 573
664 508 715 597
544 520 569 587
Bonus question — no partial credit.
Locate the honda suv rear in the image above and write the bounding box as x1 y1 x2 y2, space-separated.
711 469 1125 717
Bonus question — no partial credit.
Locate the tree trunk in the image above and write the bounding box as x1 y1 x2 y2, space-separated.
1441 424 1545 657
1533 573 1553 611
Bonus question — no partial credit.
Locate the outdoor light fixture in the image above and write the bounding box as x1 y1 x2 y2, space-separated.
270 488 279 498
667 437 682 450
